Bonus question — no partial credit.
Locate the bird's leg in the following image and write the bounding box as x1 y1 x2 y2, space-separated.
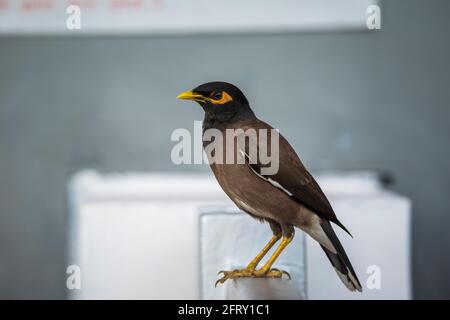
253 234 294 277
246 233 281 270
244 220 283 271
215 233 295 287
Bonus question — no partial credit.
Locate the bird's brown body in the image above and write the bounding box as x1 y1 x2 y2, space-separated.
179 81 362 292
205 119 319 240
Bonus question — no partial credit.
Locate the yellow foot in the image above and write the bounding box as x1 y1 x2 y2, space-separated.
215 268 291 287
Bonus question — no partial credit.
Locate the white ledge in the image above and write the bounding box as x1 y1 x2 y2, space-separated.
224 278 304 300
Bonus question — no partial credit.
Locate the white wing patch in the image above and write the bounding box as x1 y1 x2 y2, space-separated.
235 198 258 216
240 149 292 196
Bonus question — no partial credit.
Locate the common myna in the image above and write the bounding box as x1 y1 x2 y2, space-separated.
178 82 362 292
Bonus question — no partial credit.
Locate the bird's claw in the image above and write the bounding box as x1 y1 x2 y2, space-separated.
268 268 291 279
217 269 238 276
215 268 291 287
215 269 253 287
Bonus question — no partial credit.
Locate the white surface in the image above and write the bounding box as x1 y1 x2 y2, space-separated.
307 194 411 300
200 210 306 300
68 172 232 299
0 0 378 35
224 278 304 300
73 201 201 299
68 170 411 300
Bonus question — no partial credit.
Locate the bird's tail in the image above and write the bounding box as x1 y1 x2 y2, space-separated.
320 220 362 292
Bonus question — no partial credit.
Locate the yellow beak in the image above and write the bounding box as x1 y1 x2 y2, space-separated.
177 90 206 102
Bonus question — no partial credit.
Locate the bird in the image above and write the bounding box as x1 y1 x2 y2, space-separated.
177 81 362 292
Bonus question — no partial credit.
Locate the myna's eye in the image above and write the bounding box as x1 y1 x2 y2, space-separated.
210 91 222 100
208 91 233 105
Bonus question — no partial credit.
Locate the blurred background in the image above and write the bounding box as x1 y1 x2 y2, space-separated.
0 0 449 299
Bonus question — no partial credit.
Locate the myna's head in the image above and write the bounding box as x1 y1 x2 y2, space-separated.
177 81 254 121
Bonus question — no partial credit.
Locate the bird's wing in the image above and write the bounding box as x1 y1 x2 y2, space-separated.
240 120 351 235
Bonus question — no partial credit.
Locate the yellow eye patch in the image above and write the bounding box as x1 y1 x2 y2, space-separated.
208 91 233 105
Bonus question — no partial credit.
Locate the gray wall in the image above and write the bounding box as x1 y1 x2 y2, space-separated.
1 0 449 299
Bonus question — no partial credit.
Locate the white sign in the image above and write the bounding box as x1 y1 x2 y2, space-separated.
0 0 379 35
